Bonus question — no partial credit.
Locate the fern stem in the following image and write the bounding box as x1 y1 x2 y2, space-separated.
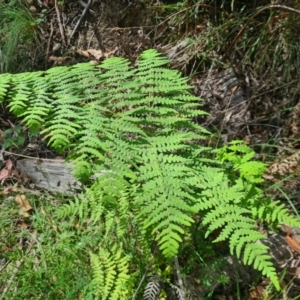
132 266 149 300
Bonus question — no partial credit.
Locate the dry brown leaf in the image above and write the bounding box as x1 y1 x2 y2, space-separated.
194 278 201 284
268 12 288 32
262 174 275 181
48 56 66 63
284 225 300 253
265 150 300 177
3 184 19 194
6 159 13 170
87 49 103 60
195 25 206 30
249 284 270 300
0 169 10 183
17 220 29 229
15 194 32 217
231 85 238 93
0 159 13 183
52 42 61 52
76 49 89 57
286 235 300 253
20 210 30 218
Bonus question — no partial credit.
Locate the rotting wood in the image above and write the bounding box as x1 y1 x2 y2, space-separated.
16 159 82 195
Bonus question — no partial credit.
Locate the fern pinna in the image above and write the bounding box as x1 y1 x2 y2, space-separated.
1 49 300 297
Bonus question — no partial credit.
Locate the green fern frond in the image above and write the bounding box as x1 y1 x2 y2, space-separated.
5 73 53 128
229 229 266 256
199 193 281 289
55 195 89 220
217 221 254 240
252 197 300 227
138 49 170 68
195 166 228 190
90 251 107 297
41 104 83 151
137 148 197 257
0 74 11 100
7 83 32 115
203 207 252 237
243 243 279 290
90 247 130 300
217 140 266 183
236 161 266 183
88 194 106 225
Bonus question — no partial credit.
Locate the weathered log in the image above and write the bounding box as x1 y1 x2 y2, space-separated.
16 159 82 195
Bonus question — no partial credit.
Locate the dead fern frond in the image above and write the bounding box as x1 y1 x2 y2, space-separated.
143 276 161 300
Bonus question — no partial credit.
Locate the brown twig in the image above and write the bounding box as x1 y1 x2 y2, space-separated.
45 21 54 69
2 150 64 162
224 5 300 59
54 0 66 46
68 0 93 44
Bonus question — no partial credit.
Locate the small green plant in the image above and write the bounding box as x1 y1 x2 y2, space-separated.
1 49 300 298
2 125 26 149
35 9 47 26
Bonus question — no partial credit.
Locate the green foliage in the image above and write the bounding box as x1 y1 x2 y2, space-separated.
2 125 25 149
0 195 96 299
90 247 130 300
1 49 300 297
216 140 266 183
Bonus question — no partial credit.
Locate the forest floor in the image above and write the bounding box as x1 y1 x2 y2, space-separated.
1 0 300 299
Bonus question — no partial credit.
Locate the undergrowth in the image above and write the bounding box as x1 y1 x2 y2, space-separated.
151 0 300 103
1 49 300 299
0 0 41 73
0 194 95 299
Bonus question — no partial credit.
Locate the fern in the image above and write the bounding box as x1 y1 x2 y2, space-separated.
195 167 280 288
252 196 300 227
169 283 185 300
55 194 89 221
2 49 300 296
216 140 266 183
143 276 161 300
0 74 11 101
90 247 130 300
